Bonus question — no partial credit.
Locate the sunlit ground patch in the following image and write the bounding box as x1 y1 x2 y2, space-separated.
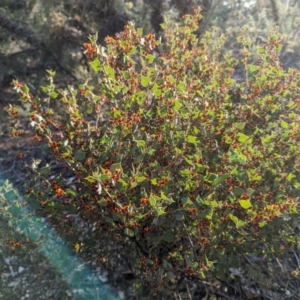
0 178 122 300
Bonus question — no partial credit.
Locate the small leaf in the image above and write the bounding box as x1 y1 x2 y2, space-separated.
21 84 29 93
237 133 250 143
74 150 86 161
40 166 50 176
124 228 135 237
162 232 174 242
98 199 108 206
151 178 158 185
257 47 265 55
212 174 229 187
239 199 252 209
156 208 165 216
207 200 218 207
141 75 151 87
280 120 288 129
149 195 157 206
252 173 262 181
65 189 77 197
4 190 17 201
248 64 259 72
177 82 185 92
233 187 244 196
259 221 267 228
205 173 217 184
184 254 198 268
86 106 93 114
90 58 101 71
187 135 197 145
235 122 246 130
136 140 146 147
180 169 191 177
199 208 213 220
147 54 155 63
136 176 147 183
152 83 161 96
176 213 184 221
50 91 58 99
110 162 122 173
229 214 246 228
104 65 115 79
173 99 182 112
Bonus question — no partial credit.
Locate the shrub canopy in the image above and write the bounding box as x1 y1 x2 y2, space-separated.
9 10 300 296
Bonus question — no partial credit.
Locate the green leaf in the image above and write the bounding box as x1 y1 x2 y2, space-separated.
257 47 265 55
41 86 49 93
147 54 155 63
74 150 86 161
173 99 182 112
205 173 217 184
136 140 146 147
237 133 251 143
149 195 158 206
160 23 166 30
229 214 246 228
239 199 252 209
199 208 213 220
137 27 143 35
233 187 244 196
184 254 198 268
248 64 259 72
176 213 184 221
104 65 115 79
180 169 191 177
50 91 58 99
86 106 93 114
151 178 158 185
136 176 147 183
203 199 218 207
90 58 101 71
116 179 128 189
4 190 17 201
177 82 185 92
124 228 135 237
85 176 96 183
110 162 122 173
187 135 197 145
40 166 50 176
235 122 246 130
162 232 174 242
65 189 77 197
152 83 161 96
141 75 151 87
21 84 29 94
259 221 267 228
156 208 165 216
129 46 137 55
204 254 214 268
280 120 288 129
212 174 229 187
98 199 108 206
167 75 175 84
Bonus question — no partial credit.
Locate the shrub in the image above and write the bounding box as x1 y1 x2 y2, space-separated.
8 9 300 297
